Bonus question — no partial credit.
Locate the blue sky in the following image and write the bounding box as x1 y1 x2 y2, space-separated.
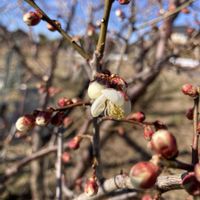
0 0 199 41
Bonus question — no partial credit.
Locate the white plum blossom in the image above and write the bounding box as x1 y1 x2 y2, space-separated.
88 81 131 119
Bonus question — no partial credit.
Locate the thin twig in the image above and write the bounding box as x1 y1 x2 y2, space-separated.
136 0 196 30
24 0 91 60
192 96 199 165
92 118 103 182
56 128 64 200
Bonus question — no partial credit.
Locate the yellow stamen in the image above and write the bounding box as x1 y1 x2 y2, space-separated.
106 101 125 120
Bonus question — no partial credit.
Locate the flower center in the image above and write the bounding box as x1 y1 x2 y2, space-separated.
106 101 125 120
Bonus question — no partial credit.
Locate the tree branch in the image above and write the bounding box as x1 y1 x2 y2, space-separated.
24 0 91 60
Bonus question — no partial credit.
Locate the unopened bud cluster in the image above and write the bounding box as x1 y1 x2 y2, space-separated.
15 97 74 133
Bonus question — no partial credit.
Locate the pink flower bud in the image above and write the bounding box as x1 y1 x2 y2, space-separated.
150 130 178 159
68 136 82 150
62 152 71 163
194 163 200 182
182 172 200 196
144 125 154 141
15 114 35 133
57 97 73 107
47 20 61 31
141 194 153 200
35 111 52 126
185 107 194 120
84 177 98 197
118 0 130 5
109 74 127 91
23 11 41 26
181 84 198 97
127 112 145 122
129 161 160 189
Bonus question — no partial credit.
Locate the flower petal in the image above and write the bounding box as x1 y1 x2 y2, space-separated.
101 88 124 106
88 81 105 99
91 94 106 117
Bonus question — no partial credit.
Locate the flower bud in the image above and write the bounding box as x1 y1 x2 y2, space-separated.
182 172 200 196
127 112 145 122
23 11 41 26
84 177 98 197
129 161 160 189
181 84 198 97
185 107 194 120
68 136 82 150
118 0 130 5
62 152 71 163
35 111 52 126
87 23 95 37
15 114 35 133
109 74 127 91
47 20 61 31
194 163 200 182
141 194 153 200
144 125 154 141
150 129 178 159
57 97 73 107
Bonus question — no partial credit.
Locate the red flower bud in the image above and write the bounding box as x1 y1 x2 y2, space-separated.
109 74 127 91
84 177 98 197
118 0 130 5
23 11 41 26
150 129 178 159
141 194 153 200
62 152 71 163
129 161 160 189
68 136 82 150
15 114 35 133
185 107 194 120
47 20 61 31
57 97 73 108
182 172 200 196
35 111 52 126
50 112 65 126
127 112 145 122
181 84 198 97
194 163 200 182
144 125 154 141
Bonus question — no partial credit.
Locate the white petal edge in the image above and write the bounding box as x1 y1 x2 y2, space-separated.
101 88 124 106
91 94 107 117
88 81 105 99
